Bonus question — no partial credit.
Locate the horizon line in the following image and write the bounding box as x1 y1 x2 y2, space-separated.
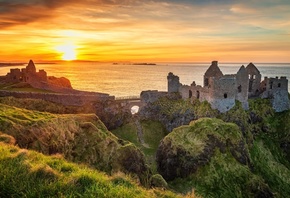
1 60 290 65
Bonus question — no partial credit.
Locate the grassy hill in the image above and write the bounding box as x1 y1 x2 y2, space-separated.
0 102 151 186
0 141 184 198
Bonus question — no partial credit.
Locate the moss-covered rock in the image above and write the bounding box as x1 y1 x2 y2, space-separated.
156 118 250 180
139 96 196 132
112 143 151 185
150 174 168 189
156 118 276 197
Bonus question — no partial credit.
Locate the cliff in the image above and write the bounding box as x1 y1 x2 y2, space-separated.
125 96 290 197
1 94 289 197
0 103 151 185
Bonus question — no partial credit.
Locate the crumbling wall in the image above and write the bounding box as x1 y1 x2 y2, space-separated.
167 72 180 93
179 84 209 102
140 90 167 103
236 66 249 109
246 63 261 97
0 90 113 106
261 77 289 112
207 75 236 113
171 61 289 113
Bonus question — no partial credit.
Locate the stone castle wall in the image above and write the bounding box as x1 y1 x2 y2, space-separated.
167 72 180 93
261 77 289 112
0 90 114 106
167 61 289 113
179 84 209 102
235 66 249 109
140 90 167 103
208 75 236 113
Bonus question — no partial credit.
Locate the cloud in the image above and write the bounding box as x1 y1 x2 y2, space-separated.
0 1 68 28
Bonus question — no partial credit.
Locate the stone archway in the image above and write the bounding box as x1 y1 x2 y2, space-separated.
131 105 140 114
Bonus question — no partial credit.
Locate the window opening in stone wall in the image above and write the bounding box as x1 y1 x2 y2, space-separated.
189 90 192 98
238 85 242 93
278 83 281 88
253 75 256 79
204 78 209 86
249 80 253 92
270 81 273 89
224 93 228 98
197 91 200 99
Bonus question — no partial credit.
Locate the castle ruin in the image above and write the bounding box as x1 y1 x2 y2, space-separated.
0 60 114 106
168 61 289 113
5 60 48 84
1 60 74 93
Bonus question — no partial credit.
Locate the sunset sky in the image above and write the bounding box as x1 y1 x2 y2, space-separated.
0 0 290 62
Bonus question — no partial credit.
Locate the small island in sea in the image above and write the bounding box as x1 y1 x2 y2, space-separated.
133 63 156 65
112 62 156 65
0 60 289 197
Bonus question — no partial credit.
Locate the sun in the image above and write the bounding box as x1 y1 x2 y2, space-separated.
56 43 77 61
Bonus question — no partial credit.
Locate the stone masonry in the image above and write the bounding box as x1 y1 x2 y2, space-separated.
168 61 289 113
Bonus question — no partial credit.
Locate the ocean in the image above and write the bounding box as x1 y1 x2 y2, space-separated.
1 62 290 97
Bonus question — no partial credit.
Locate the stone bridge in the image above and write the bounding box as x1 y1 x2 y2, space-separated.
115 96 145 114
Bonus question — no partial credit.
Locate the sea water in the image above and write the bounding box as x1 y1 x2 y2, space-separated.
1 62 290 97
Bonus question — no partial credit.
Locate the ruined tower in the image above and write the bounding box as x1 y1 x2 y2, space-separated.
236 65 249 109
204 61 223 87
204 61 236 112
261 76 289 112
26 60 36 74
246 63 261 97
167 72 181 93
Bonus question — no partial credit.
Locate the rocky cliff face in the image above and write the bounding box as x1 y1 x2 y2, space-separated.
139 95 195 132
156 118 250 180
156 118 276 197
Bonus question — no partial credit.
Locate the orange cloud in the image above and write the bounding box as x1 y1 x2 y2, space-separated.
0 0 290 62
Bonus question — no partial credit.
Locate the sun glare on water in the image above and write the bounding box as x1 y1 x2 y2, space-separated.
56 43 77 61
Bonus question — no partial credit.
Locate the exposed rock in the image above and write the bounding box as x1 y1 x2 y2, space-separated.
94 100 132 130
139 96 195 132
47 76 72 89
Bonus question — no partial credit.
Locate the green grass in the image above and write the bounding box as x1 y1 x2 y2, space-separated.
152 97 196 118
250 140 290 197
0 103 145 178
164 118 244 157
112 120 167 173
170 149 269 198
0 96 89 114
113 122 141 147
0 142 182 198
0 82 54 93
